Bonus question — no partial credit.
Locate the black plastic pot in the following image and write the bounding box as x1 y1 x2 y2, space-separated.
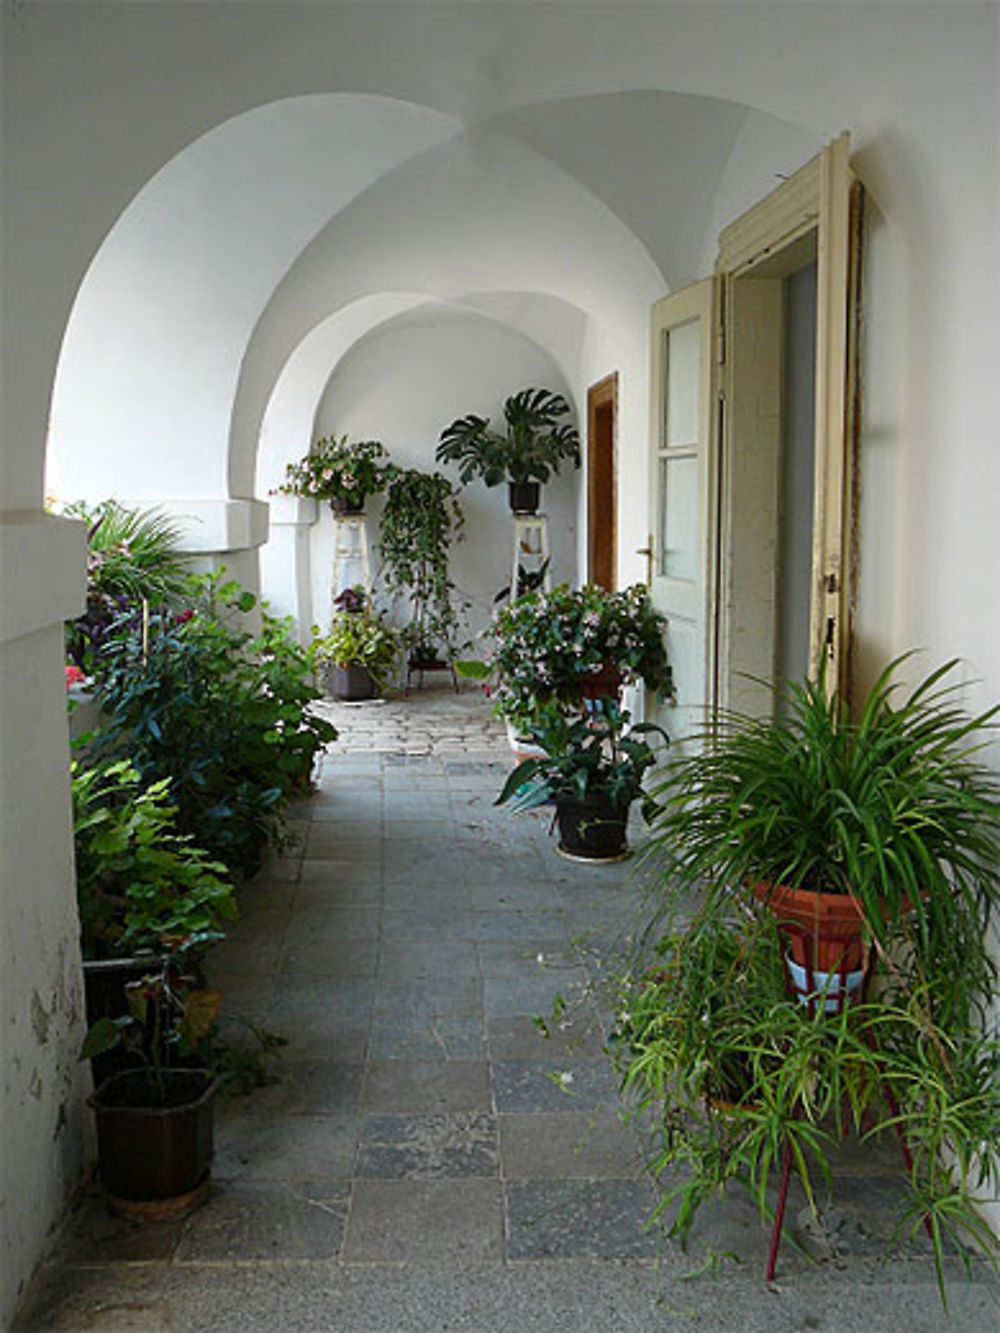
554 793 630 860
508 481 541 514
89 1068 217 1204
329 496 365 517
327 663 376 700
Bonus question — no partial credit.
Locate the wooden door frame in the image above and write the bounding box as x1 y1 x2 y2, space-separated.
713 133 862 706
587 372 618 590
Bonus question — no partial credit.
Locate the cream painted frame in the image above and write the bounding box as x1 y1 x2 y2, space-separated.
714 133 862 704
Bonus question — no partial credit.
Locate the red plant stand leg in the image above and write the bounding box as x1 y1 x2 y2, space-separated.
765 1136 795 1281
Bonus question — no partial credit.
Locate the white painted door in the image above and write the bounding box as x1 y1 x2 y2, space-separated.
646 278 718 750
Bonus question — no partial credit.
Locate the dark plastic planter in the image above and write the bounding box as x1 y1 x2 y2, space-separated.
508 481 541 514
329 497 365 517
554 793 629 860
327 663 376 700
89 1068 217 1204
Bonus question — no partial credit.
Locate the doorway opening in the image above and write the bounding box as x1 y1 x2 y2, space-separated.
587 373 618 590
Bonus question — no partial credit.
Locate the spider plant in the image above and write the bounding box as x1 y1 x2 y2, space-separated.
612 913 1000 1301
646 656 1000 1027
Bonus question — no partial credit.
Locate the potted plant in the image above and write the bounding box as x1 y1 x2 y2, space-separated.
376 467 469 675
612 911 1000 1297
274 434 392 515
462 582 672 736
495 698 668 860
72 755 238 1081
646 657 1000 1012
81 955 222 1217
436 386 580 514
624 656 1000 1291
91 572 337 876
64 499 190 679
309 600 402 701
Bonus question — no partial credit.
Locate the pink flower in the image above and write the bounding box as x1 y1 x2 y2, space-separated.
64 664 85 689
175 609 194 624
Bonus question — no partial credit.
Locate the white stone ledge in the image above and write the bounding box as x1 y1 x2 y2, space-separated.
0 511 87 646
155 498 270 553
267 494 318 526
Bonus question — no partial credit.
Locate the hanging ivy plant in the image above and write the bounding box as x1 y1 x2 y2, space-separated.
376 468 468 662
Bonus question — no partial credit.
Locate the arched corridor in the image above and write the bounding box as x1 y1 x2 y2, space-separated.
5 4 1000 1322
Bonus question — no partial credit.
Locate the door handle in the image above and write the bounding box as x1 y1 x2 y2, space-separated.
636 540 653 585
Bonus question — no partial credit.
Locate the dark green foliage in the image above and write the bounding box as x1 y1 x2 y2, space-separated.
436 387 580 487
474 582 672 730
496 698 668 815
72 757 237 960
90 572 337 876
65 500 191 675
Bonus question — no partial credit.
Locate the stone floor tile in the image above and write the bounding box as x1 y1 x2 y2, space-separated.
472 909 569 942
355 1111 498 1178
276 935 379 980
240 1060 364 1115
46 1193 183 1266
214 1113 358 1182
491 1058 621 1113
477 939 584 978
361 1060 492 1113
175 1180 348 1262
342 1179 504 1262
381 906 476 940
378 938 481 978
505 1180 659 1260
487 1012 608 1061
373 976 483 1019
368 1015 487 1061
469 878 564 911
284 905 382 942
484 973 589 1020
306 825 384 857
499 1112 644 1180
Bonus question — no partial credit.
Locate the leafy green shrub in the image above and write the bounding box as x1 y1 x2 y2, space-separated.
72 758 237 960
310 606 401 693
91 572 337 876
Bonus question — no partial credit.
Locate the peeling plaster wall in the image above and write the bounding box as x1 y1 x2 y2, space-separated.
0 626 90 1322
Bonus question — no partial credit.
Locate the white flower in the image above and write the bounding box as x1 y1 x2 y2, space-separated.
557 1070 574 1088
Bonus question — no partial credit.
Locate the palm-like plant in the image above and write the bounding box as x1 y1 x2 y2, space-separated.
436 387 580 487
646 657 1000 1025
65 500 190 674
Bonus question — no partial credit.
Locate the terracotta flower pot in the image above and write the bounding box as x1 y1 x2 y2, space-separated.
750 880 868 975
579 661 624 703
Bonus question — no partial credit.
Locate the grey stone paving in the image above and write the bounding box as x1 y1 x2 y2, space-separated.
17 685 1000 1329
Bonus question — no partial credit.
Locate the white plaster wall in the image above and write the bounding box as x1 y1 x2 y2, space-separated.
309 310 579 647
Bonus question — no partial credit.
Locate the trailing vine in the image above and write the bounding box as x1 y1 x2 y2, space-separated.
376 468 468 660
